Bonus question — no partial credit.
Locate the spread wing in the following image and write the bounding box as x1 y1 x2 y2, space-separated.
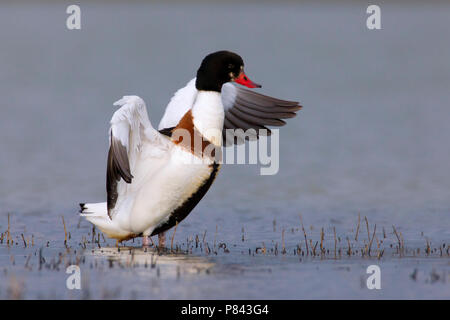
158 78 197 131
221 83 302 146
157 78 302 145
107 96 153 218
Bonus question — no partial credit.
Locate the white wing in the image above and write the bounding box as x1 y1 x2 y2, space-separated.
158 78 302 145
158 78 197 131
107 95 160 218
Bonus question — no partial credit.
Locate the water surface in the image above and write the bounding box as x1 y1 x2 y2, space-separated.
0 1 449 299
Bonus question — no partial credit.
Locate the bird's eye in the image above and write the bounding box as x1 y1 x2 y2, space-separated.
228 64 234 69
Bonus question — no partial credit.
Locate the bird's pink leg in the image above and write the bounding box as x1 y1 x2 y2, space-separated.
158 232 166 248
142 235 151 247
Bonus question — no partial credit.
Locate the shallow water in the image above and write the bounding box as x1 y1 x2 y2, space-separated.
0 1 449 299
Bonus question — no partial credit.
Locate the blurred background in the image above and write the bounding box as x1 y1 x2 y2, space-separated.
1 1 449 220
0 0 449 299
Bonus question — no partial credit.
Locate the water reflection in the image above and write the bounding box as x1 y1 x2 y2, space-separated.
89 247 215 276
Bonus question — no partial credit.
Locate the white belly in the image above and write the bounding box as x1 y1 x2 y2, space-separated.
118 145 215 235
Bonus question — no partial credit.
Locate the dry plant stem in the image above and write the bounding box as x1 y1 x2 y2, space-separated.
21 234 27 247
214 225 218 250
91 225 96 243
333 227 337 259
355 213 360 241
299 214 309 256
171 222 178 251
399 232 405 251
368 224 377 256
375 233 380 256
7 213 11 246
312 241 318 256
320 228 325 254
62 216 68 245
364 216 370 243
392 225 402 254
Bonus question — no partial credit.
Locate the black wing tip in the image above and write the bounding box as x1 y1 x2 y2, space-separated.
109 138 133 184
282 103 302 115
289 104 302 117
123 175 133 184
79 203 86 213
280 103 302 112
159 127 175 137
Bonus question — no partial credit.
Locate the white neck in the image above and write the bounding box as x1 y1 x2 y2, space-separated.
191 91 224 146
